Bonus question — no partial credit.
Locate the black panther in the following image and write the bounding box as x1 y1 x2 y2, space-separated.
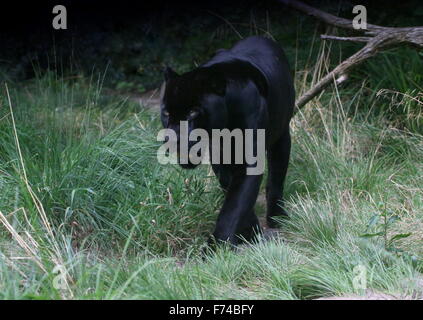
160 36 295 246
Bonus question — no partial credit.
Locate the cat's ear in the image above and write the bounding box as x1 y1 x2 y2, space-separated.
164 66 179 82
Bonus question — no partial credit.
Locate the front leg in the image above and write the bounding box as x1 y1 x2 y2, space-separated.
211 163 232 191
235 209 262 243
211 170 262 245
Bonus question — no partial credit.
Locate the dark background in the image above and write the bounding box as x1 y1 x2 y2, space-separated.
1 0 422 90
2 1 421 35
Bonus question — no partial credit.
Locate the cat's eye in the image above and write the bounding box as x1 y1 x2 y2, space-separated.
162 110 169 116
188 110 199 118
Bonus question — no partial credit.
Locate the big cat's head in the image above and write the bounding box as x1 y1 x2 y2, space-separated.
160 66 225 169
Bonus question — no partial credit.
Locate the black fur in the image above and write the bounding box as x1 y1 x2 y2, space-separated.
161 36 295 246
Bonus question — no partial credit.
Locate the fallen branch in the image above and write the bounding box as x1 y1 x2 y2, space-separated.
320 35 371 42
278 0 423 111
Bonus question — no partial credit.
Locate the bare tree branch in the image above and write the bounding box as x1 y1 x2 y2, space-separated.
278 0 390 33
278 0 423 111
296 35 391 109
320 35 371 42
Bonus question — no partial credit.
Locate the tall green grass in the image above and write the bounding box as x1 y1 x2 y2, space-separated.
0 37 422 299
354 48 423 133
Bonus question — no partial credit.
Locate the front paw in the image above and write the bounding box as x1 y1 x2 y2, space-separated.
201 235 235 258
201 239 216 258
267 209 289 228
236 223 262 244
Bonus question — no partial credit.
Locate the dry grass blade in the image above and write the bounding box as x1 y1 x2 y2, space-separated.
6 83 55 240
0 210 46 272
4 83 74 297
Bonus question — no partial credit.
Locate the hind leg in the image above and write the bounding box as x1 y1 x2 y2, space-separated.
266 129 291 228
